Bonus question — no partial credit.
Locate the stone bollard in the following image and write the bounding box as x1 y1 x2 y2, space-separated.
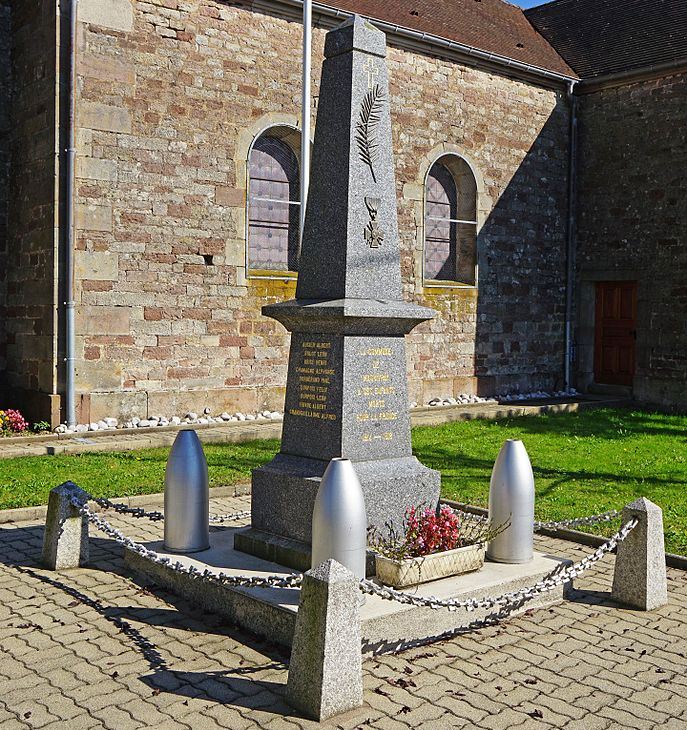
42 482 90 570
612 497 668 610
286 559 363 721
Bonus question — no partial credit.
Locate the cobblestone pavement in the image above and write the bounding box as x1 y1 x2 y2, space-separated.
1 494 686 730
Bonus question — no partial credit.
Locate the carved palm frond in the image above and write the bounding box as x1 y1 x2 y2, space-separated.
355 84 385 183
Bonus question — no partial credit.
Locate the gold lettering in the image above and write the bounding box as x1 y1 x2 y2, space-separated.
362 373 390 383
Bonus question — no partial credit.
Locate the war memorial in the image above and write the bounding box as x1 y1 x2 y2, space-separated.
39 16 670 724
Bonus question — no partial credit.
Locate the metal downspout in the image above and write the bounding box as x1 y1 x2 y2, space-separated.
300 0 311 243
564 80 578 391
64 0 77 427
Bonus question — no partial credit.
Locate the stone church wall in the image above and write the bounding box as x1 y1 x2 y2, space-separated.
5 0 571 422
576 72 687 410
0 0 60 423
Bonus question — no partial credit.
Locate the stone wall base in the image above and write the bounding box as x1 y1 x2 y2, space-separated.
0 385 61 428
633 376 687 413
78 385 288 423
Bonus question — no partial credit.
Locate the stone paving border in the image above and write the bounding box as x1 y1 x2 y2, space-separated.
0 396 628 459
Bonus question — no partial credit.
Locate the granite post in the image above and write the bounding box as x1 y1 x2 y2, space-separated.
286 559 363 720
42 482 90 569
612 497 668 611
235 15 440 570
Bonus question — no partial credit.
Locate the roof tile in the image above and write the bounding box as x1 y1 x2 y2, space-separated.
326 0 576 77
526 0 687 79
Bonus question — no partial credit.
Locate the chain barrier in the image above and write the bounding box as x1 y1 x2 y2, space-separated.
75 492 636 618
451 506 621 533
92 497 164 522
534 510 620 531
93 495 250 525
209 511 251 523
95 493 618 534
72 496 302 590
359 517 637 612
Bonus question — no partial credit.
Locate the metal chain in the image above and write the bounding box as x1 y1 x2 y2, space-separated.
209 511 251 523
359 517 638 612
450 508 490 524
73 493 636 618
72 497 302 590
95 495 619 532
93 495 250 525
452 506 620 532
534 510 620 531
92 497 164 522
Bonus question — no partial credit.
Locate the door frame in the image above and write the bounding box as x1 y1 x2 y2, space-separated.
575 270 641 393
593 280 637 387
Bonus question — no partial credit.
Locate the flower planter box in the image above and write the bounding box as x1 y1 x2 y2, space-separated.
375 542 487 588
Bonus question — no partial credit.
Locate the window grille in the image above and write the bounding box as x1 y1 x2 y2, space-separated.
248 134 300 272
424 157 477 285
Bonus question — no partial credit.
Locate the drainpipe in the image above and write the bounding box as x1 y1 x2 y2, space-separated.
64 0 78 427
300 0 311 242
564 80 578 391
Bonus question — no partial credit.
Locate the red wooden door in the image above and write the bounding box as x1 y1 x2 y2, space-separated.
594 281 637 386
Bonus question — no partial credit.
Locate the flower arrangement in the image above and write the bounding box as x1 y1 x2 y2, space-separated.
369 505 509 588
0 409 29 434
369 504 507 561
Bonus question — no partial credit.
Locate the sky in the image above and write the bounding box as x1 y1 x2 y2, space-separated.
513 0 549 8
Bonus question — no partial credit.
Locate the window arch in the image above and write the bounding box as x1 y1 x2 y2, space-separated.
247 126 301 273
424 155 478 285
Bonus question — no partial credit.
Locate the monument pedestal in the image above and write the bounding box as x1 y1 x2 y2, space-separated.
235 453 440 571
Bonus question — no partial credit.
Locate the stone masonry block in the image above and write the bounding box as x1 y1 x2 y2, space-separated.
612 497 668 611
79 0 134 33
286 560 363 721
76 360 124 391
75 157 118 182
42 482 90 570
76 306 130 336
75 203 113 232
78 55 135 84
80 102 132 134
215 186 245 207
75 251 119 281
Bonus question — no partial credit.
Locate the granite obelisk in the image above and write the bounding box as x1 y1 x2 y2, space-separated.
235 16 440 570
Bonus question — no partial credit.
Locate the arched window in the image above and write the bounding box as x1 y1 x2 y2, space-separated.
424 155 478 285
247 127 301 272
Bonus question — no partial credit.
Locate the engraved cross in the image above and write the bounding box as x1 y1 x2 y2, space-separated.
365 57 379 89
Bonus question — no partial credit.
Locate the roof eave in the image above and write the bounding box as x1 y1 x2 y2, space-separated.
575 57 687 94
252 0 579 88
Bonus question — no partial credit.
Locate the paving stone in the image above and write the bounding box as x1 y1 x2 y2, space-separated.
596 704 656 730
476 707 536 729
561 717 612 730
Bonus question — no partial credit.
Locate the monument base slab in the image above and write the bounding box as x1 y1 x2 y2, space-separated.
234 527 377 575
126 527 569 656
243 454 440 550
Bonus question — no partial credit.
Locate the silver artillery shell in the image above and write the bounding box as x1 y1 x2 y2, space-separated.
486 439 535 564
163 429 210 553
311 458 367 580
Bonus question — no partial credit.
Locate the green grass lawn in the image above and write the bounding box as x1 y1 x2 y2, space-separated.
413 408 687 555
1 408 685 554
